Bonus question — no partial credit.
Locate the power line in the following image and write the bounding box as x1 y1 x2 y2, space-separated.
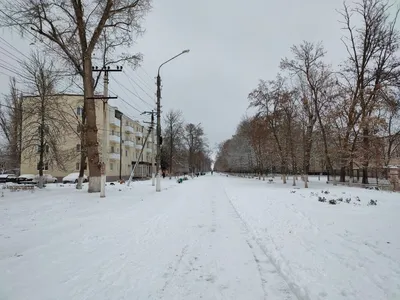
139 65 154 82
98 81 149 114
123 69 156 103
0 36 31 61
127 66 155 93
109 74 154 109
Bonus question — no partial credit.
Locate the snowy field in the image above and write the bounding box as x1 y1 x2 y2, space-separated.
0 175 399 300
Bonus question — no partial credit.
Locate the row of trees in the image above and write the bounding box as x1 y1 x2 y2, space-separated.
161 109 212 175
0 0 152 192
215 0 400 186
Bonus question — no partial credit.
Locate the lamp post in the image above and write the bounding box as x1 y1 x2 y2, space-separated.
156 49 190 192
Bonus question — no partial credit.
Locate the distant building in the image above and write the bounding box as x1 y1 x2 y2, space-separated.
20 94 154 181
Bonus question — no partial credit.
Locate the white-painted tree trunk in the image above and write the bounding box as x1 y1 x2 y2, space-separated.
76 177 84 189
100 174 106 197
38 175 44 189
304 174 309 188
88 176 101 193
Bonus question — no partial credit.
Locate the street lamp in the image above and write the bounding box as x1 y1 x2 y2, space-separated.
156 49 190 192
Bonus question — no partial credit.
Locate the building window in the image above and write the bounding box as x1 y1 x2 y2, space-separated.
111 129 114 136
76 144 81 152
125 150 128 157
37 162 49 171
77 107 82 116
76 163 80 170
77 124 81 133
111 146 114 153
110 163 113 170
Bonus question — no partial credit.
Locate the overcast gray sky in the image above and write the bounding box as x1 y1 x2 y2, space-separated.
0 0 367 155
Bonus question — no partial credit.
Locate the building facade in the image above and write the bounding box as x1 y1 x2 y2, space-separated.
20 94 155 181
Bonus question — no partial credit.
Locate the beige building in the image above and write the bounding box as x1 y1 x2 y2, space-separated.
20 94 154 181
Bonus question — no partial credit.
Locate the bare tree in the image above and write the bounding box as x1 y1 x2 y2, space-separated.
0 0 152 192
248 76 292 183
163 109 184 176
339 0 400 184
184 123 206 175
0 78 23 172
21 51 74 188
380 88 400 170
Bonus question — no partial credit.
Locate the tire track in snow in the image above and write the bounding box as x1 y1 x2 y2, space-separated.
222 185 308 300
159 245 189 298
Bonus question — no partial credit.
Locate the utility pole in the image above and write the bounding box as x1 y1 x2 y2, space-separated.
156 74 162 192
90 66 122 198
156 49 190 192
142 110 156 186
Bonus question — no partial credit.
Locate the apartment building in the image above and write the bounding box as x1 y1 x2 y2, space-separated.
20 94 155 181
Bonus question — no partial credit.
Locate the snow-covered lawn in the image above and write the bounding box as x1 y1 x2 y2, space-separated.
0 175 399 300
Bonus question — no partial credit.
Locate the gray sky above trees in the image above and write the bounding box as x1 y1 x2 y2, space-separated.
2 0 395 156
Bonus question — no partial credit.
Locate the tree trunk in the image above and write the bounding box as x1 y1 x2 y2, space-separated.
76 150 87 190
340 166 346 182
83 56 101 193
362 128 369 184
281 161 287 184
348 161 354 186
38 96 45 189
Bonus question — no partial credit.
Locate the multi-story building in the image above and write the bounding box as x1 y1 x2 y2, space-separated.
20 94 155 181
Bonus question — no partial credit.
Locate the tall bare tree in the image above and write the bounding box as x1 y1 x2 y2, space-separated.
0 78 23 172
21 51 74 188
163 109 184 176
184 123 206 175
0 0 152 192
280 41 334 186
339 0 400 183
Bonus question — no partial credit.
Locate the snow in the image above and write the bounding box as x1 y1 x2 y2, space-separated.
0 175 399 300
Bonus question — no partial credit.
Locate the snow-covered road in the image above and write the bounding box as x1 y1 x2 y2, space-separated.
1 175 399 300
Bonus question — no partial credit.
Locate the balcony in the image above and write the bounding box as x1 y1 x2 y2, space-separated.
109 135 120 143
110 117 121 127
135 131 143 137
125 140 134 147
146 147 153 153
135 144 143 150
125 125 134 134
109 153 120 160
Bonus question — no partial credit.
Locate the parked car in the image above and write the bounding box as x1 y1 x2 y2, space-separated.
36 174 57 183
62 172 88 184
18 174 37 184
0 174 18 183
